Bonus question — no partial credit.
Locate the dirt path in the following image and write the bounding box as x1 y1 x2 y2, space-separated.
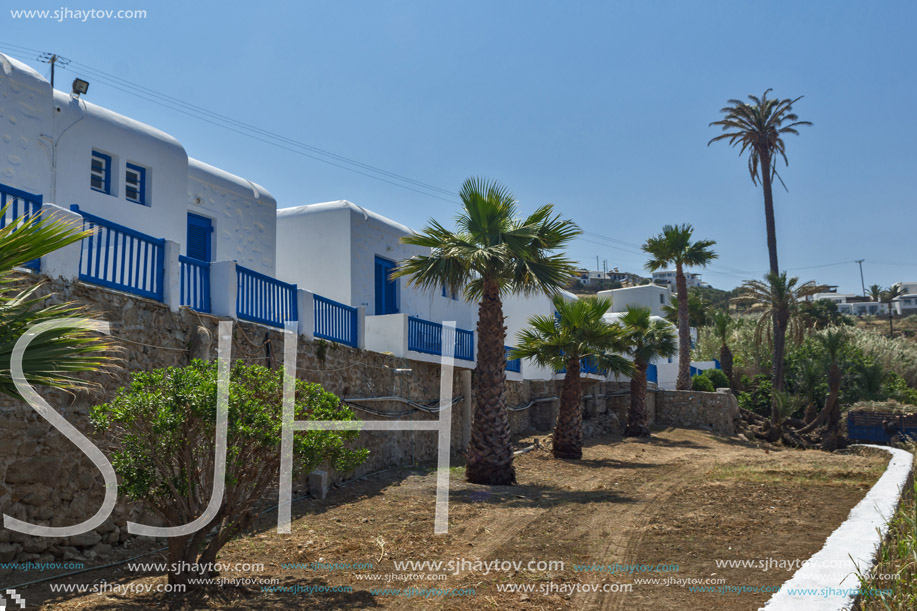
24 428 887 610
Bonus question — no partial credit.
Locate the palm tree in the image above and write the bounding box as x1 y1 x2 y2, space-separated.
738 272 825 423
395 178 580 485
708 90 812 275
710 310 734 388
792 329 847 450
662 292 711 329
881 285 902 337
642 224 717 390
616 306 677 437
513 296 632 459
796 358 822 424
867 284 883 302
0 206 117 397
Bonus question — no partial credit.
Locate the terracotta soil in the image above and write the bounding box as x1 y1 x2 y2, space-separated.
21 428 888 610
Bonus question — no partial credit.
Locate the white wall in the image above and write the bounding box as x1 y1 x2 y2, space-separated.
188 159 277 276
275 201 476 330
1 52 277 273
0 54 53 198
598 284 672 317
503 289 577 380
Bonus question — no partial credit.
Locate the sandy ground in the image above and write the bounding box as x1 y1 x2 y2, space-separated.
19 427 888 610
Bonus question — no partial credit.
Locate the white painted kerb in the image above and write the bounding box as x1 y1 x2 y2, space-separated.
760 444 913 611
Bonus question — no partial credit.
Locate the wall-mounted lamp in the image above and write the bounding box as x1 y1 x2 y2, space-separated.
71 78 89 97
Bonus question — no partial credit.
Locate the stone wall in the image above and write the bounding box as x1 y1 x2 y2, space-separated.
0 276 737 568
655 389 739 435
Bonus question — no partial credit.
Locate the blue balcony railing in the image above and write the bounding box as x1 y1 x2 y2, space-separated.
179 255 211 313
408 317 474 361
71 205 165 301
505 346 522 373
557 355 606 376
236 264 297 328
314 294 359 347
2 184 43 270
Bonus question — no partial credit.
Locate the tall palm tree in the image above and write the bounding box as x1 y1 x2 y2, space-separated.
616 306 677 437
395 178 580 485
513 296 632 459
642 224 717 390
708 90 812 275
867 284 883 302
661 292 711 329
0 206 117 397
881 285 902 337
710 310 734 388
738 272 825 423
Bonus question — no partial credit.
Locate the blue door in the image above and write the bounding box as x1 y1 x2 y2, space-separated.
186 213 213 261
374 256 398 315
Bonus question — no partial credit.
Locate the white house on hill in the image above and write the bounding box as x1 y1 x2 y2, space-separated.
597 284 672 317
0 52 276 276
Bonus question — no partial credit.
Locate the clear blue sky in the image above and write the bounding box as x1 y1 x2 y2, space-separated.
3 0 915 292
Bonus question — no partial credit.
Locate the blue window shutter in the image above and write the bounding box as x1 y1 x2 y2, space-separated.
186 213 213 261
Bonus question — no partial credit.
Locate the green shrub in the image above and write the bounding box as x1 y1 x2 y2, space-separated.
883 372 917 405
737 375 773 417
91 360 367 584
692 374 715 392
703 368 730 389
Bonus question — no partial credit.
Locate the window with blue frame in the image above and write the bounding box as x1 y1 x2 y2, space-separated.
374 256 399 315
90 151 112 195
125 163 147 205
442 282 459 300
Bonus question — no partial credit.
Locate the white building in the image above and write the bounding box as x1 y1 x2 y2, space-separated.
651 270 706 288
503 289 583 381
893 282 917 314
0 52 276 275
597 284 672 317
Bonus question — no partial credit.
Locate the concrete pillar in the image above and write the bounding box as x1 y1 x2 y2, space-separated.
209 260 238 319
297 289 315 340
38 204 82 281
356 305 366 349
162 240 181 312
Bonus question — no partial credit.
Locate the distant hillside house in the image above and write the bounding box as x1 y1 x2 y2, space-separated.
651 270 707 288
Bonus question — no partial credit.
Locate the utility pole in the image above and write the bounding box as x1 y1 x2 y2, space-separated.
855 259 866 296
37 52 69 88
596 255 600 273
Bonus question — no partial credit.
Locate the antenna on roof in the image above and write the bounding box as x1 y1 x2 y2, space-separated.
37 52 70 88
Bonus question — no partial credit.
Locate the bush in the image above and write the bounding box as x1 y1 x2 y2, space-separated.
91 360 368 585
883 372 917 405
737 375 773 417
703 368 730 389
692 374 715 392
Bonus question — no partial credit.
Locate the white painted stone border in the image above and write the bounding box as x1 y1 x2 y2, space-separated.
760 444 913 611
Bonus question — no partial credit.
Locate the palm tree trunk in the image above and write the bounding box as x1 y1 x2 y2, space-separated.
625 360 651 437
720 344 734 389
675 263 691 390
888 305 894 338
771 313 788 421
553 356 583 459
465 279 516 485
760 150 779 276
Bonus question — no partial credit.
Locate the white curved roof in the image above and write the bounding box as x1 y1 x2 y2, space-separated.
0 52 48 85
188 158 275 205
602 312 674 327
278 200 415 235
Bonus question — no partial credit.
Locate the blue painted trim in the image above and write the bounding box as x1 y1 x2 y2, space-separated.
314 294 359 347
179 255 211 313
407 316 474 361
91 151 112 195
236 264 298 329
505 346 522 373
125 163 146 205
69 205 165 302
